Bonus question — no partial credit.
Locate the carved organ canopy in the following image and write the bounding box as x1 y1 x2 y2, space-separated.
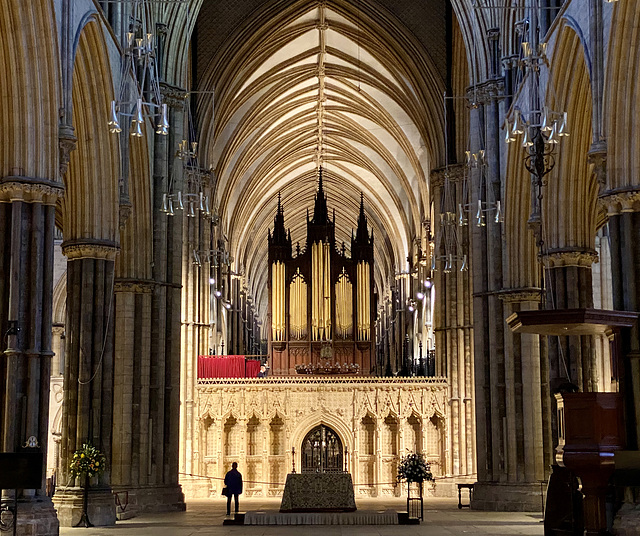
268 169 375 373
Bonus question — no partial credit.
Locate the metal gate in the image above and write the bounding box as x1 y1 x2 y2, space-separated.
301 424 343 473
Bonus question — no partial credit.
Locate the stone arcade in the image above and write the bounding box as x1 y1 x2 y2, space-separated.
2 1 640 535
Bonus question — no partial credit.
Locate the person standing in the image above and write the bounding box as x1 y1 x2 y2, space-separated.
224 462 243 516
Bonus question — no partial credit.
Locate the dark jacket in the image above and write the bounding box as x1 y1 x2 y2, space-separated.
224 468 243 495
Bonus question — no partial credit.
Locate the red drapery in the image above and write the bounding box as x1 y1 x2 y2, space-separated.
197 355 261 379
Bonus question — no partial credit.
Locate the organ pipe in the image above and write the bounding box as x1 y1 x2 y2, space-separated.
335 269 353 338
357 261 370 341
290 269 307 339
271 261 285 341
312 241 332 341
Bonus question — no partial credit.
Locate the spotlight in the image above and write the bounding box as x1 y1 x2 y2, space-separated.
209 277 215 285
214 290 222 298
416 291 424 300
424 280 432 289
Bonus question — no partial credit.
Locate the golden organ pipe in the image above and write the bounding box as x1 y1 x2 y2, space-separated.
323 242 331 339
271 261 285 341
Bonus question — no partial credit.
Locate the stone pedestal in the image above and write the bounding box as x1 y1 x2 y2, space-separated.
471 481 545 512
11 498 59 536
612 502 640 535
53 486 116 527
179 477 212 499
111 484 186 516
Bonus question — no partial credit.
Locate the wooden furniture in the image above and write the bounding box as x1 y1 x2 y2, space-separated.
507 308 638 536
555 392 624 536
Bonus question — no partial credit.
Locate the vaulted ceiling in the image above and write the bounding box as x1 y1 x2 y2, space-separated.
195 0 449 311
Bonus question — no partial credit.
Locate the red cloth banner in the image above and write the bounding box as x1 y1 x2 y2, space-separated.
197 355 261 379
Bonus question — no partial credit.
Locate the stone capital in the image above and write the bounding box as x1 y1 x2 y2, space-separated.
587 145 607 193
114 278 155 294
598 187 640 215
119 195 132 229
59 123 77 179
61 239 120 260
466 78 505 105
430 164 465 188
542 247 599 268
0 176 64 205
160 83 188 109
497 287 542 303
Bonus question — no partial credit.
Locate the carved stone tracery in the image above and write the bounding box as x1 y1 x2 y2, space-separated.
190 378 448 498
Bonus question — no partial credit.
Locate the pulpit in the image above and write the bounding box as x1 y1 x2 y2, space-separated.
554 392 624 535
507 308 638 536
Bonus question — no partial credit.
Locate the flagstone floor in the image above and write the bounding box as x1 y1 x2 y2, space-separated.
59 497 544 536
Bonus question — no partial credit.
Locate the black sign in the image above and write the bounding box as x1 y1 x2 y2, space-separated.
0 452 43 489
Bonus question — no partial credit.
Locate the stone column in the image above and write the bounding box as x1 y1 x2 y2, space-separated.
261 418 269 496
468 79 546 510
147 85 185 512
602 192 640 449
0 177 62 535
54 240 119 527
352 417 360 489
430 164 475 480
544 250 599 397
375 422 382 496
110 279 155 516
238 417 248 477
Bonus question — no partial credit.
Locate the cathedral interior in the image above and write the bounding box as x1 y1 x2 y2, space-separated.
1 0 640 534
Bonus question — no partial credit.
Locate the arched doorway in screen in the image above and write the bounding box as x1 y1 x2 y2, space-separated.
301 425 344 473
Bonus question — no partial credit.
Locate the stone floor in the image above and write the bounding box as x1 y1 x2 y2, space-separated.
59 497 545 535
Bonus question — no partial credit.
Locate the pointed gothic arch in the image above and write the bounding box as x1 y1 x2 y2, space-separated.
62 19 120 243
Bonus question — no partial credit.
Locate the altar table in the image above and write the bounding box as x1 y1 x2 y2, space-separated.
279 472 356 512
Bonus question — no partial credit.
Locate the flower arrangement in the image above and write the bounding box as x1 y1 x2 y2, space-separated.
397 452 433 483
69 443 106 479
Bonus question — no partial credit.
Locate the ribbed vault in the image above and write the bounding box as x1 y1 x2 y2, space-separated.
196 0 447 317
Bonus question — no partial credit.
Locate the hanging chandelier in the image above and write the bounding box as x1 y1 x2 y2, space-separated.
504 34 569 190
107 0 168 137
161 137 215 220
458 149 504 228
160 96 216 221
431 169 468 274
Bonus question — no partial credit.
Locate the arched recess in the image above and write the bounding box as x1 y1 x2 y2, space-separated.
503 143 539 290
61 19 120 243
290 412 354 458
544 23 596 254
116 136 152 279
149 0 202 87
604 0 640 192
0 0 60 179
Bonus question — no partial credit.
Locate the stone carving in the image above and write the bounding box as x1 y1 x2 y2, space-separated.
113 279 155 294
598 188 640 216
59 124 77 179
119 196 132 230
430 164 465 188
160 82 188 109
497 287 543 303
61 239 119 260
543 247 599 268
0 176 64 205
189 378 447 499
587 148 607 193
